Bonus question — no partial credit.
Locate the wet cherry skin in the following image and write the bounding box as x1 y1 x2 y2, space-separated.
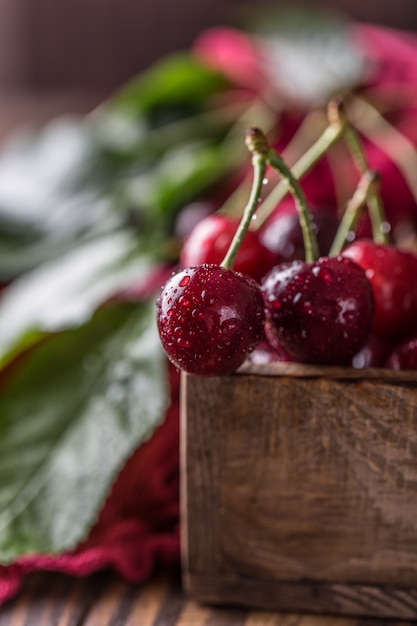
386 334 417 370
342 241 417 340
260 203 339 261
174 200 214 240
261 256 375 365
180 213 277 283
351 334 395 369
156 264 265 375
248 336 291 364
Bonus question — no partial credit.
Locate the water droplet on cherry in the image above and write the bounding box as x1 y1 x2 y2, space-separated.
157 264 265 375
261 257 374 364
179 275 191 287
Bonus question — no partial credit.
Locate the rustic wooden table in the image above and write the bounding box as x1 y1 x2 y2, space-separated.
1 569 415 626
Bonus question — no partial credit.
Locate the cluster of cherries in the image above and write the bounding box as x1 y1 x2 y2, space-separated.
157 126 417 376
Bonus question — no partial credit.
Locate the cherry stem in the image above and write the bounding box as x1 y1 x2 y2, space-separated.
222 125 323 270
267 146 319 263
244 127 319 263
221 142 267 271
329 170 380 256
254 100 345 228
333 100 390 245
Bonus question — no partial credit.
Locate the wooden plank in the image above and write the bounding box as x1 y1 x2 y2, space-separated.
187 575 417 620
3 570 417 624
239 360 417 382
182 369 417 618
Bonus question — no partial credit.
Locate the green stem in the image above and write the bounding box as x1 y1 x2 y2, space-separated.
335 104 390 245
329 170 380 256
221 142 267 270
241 127 320 263
266 147 319 263
255 103 345 228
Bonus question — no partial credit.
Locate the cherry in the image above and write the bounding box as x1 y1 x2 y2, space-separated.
248 337 291 364
156 264 265 375
261 256 374 365
351 334 394 369
174 200 214 240
342 240 417 340
260 201 339 261
180 213 277 283
386 334 417 371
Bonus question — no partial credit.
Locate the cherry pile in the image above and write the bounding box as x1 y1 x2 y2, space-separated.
156 121 417 375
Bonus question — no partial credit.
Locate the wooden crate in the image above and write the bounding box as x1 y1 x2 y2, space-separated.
180 362 417 619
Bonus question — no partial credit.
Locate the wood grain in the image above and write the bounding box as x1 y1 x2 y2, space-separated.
1 570 416 625
181 366 417 619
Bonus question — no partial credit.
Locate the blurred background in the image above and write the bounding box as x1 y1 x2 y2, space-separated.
1 0 417 136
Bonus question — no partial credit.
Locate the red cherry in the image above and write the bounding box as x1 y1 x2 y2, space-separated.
261 256 374 365
342 241 417 340
386 334 417 370
156 264 265 375
351 334 395 369
174 200 214 240
248 337 291 364
180 214 277 283
260 202 339 261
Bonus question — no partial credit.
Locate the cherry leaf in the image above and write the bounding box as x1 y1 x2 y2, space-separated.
0 232 155 368
0 300 168 562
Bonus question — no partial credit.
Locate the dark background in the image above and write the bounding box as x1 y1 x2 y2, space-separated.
0 0 417 137
1 0 417 92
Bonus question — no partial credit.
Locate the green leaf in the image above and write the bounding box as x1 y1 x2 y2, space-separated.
0 118 99 232
124 139 241 221
0 300 168 562
0 231 157 368
0 60 234 280
0 119 127 280
111 54 229 118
